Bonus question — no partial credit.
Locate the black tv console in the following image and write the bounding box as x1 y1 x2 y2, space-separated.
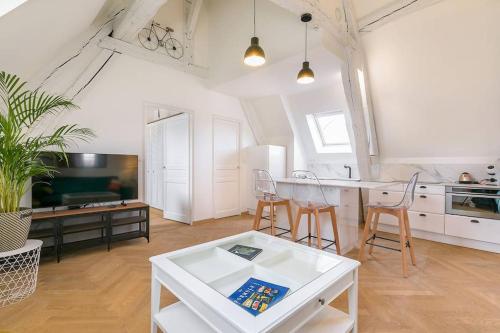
30 202 150 262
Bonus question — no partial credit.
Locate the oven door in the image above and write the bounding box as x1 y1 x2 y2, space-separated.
446 189 500 220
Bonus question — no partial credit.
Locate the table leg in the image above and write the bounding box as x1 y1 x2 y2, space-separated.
151 267 161 333
348 268 358 333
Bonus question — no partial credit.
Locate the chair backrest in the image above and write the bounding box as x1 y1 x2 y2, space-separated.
253 169 279 200
397 172 420 208
291 170 329 208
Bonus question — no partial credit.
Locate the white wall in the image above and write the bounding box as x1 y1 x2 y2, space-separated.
58 55 255 221
284 82 359 179
0 0 106 79
362 0 500 161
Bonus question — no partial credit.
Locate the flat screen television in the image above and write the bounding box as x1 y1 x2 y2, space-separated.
32 153 139 209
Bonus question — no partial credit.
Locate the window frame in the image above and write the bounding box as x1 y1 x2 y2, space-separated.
306 110 353 155
312 110 351 147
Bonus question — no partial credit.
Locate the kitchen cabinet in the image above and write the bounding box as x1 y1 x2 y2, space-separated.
369 184 445 235
445 214 500 244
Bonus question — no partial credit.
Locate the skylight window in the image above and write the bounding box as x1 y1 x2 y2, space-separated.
0 0 27 18
306 111 352 154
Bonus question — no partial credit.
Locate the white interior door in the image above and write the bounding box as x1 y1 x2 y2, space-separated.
145 122 163 210
163 113 191 223
213 117 240 219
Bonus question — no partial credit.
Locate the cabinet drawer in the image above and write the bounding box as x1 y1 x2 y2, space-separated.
369 190 403 206
445 214 500 244
412 194 445 214
273 272 354 333
375 211 444 234
407 211 444 234
413 184 445 195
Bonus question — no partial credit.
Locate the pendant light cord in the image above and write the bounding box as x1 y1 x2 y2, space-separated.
304 22 308 61
253 0 256 37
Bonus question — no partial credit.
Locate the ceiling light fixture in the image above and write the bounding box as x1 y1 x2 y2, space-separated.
297 13 315 84
244 0 266 67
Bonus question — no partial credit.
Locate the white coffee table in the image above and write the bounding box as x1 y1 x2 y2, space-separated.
150 231 359 333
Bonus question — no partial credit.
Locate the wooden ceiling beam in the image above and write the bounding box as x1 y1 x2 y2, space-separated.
266 0 349 48
112 0 169 41
357 0 444 33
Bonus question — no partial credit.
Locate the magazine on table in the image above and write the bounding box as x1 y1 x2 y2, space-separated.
228 278 290 316
227 244 262 261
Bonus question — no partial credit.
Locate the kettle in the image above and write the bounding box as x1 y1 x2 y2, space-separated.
458 172 474 184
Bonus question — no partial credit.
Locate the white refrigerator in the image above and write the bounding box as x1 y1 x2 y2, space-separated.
244 145 286 214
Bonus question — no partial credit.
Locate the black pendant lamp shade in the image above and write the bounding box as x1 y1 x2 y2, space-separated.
297 61 314 84
244 36 266 66
297 13 314 84
244 0 266 66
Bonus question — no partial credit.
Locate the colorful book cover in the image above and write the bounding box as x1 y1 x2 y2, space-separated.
228 278 290 316
227 244 263 261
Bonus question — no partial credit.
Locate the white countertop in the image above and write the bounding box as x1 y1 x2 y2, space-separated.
275 178 400 190
276 178 500 191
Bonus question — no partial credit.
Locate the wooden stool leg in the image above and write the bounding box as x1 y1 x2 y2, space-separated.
292 208 302 241
285 201 294 232
314 209 322 249
253 200 264 230
358 208 374 262
404 209 416 266
269 202 275 236
307 212 312 247
329 207 341 255
368 212 380 255
398 209 409 277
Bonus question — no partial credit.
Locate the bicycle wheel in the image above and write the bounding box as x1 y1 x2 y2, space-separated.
138 28 159 51
164 38 184 59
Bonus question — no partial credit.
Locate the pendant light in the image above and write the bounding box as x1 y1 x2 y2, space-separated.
244 0 266 66
297 13 314 84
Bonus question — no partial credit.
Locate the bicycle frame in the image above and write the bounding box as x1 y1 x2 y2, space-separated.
149 22 173 44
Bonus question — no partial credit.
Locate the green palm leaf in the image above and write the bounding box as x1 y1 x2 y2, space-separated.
0 71 95 213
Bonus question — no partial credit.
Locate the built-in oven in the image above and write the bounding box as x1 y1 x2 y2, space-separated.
446 186 500 220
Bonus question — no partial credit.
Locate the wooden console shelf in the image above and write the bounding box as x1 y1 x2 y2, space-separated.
30 202 150 262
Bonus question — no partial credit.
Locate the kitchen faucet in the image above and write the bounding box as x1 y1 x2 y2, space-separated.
344 165 352 179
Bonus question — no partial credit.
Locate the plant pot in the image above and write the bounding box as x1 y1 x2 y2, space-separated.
0 208 32 252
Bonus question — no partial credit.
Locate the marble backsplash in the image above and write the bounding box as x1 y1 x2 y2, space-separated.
376 161 499 183
308 159 499 184
308 163 361 180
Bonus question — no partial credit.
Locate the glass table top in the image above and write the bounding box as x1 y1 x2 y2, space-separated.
167 232 342 315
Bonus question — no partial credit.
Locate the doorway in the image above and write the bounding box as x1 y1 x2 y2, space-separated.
145 112 192 224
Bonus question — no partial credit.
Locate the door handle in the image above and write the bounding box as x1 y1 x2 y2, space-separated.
382 192 388 195
419 213 426 217
420 195 427 199
420 185 427 189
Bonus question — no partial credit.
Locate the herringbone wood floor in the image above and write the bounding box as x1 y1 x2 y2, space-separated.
1 209 500 332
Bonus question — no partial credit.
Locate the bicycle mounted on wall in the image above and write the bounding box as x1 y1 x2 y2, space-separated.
138 21 184 60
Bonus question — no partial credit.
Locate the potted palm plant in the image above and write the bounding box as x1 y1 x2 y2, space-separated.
0 71 94 251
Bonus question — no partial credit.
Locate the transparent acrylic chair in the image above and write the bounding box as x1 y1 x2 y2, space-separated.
252 169 294 236
290 170 341 254
358 172 419 277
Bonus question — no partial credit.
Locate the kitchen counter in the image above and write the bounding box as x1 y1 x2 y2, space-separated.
275 178 400 190
276 178 500 191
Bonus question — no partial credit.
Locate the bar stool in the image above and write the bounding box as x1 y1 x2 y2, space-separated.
252 169 294 236
358 173 419 277
290 170 341 254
